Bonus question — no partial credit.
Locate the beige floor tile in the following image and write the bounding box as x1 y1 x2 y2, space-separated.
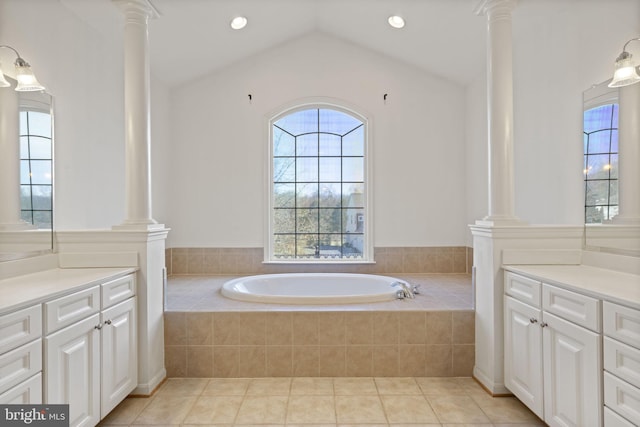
182 395 243 424
374 377 421 395
245 377 291 395
492 423 547 427
202 378 250 396
441 424 493 427
415 377 467 396
235 396 288 424
100 397 150 425
333 377 378 395
286 396 337 424
335 396 388 424
381 395 439 423
132 395 198 425
154 378 208 396
291 377 334 395
427 395 491 424
475 397 543 424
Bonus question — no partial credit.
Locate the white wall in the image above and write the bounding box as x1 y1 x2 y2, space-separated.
465 0 640 231
164 33 468 248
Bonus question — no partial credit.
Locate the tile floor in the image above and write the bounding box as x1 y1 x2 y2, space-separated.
99 377 544 426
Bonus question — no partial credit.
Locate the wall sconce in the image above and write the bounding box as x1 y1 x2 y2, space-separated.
0 45 45 92
608 38 640 88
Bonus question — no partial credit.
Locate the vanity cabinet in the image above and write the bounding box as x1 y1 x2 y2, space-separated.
602 301 640 426
44 274 137 427
0 304 43 404
504 271 602 427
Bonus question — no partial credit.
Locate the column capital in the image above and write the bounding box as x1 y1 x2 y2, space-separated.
474 0 515 16
112 0 160 20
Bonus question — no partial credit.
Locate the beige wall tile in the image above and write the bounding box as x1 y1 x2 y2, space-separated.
318 346 345 377
385 248 403 273
397 312 426 344
397 345 426 377
293 346 319 377
164 346 186 378
452 344 475 376
317 312 345 345
213 346 238 378
435 248 454 273
187 346 213 377
293 313 318 345
171 250 188 275
452 311 475 344
453 249 467 273
373 312 397 345
203 248 221 274
345 312 373 345
372 345 398 377
426 312 452 344
213 313 239 345
186 313 212 345
165 249 172 276
402 249 421 273
164 312 186 345
237 346 266 377
266 313 293 345
219 251 239 274
426 344 453 376
187 248 204 274
421 249 438 273
238 313 266 345
266 346 292 377
346 346 373 377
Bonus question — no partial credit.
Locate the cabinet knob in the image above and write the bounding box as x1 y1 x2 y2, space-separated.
540 322 548 328
94 324 103 330
529 318 538 324
104 319 112 325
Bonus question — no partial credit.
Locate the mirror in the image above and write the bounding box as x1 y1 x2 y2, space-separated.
583 81 640 256
0 78 53 261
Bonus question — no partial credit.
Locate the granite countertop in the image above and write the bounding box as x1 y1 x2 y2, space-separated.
504 264 640 310
0 267 137 315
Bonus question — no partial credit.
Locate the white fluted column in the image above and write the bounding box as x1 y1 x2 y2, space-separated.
476 0 522 225
0 85 32 230
114 0 162 230
613 81 640 224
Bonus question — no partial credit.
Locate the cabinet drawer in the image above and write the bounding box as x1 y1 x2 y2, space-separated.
45 286 100 334
604 372 640 426
0 339 42 393
604 337 640 389
505 272 541 308
604 301 640 349
102 274 135 309
542 284 601 332
604 407 635 427
0 305 42 355
0 373 42 405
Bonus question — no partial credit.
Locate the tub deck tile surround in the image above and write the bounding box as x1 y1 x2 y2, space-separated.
164 274 475 378
165 246 474 276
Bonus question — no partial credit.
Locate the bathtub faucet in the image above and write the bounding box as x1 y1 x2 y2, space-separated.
391 281 415 299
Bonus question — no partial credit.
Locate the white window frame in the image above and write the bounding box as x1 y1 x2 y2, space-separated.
264 99 374 263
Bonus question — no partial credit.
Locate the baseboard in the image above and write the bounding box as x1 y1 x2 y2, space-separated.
473 366 510 395
131 368 167 396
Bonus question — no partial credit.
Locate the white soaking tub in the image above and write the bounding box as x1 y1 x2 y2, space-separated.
221 273 407 304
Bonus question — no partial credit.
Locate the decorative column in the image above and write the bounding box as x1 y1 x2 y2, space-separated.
0 85 31 229
476 0 522 225
613 81 640 224
112 0 168 396
114 0 161 230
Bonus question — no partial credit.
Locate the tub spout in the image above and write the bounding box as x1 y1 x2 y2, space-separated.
391 281 414 299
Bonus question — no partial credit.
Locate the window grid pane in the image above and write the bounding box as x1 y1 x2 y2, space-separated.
272 108 365 260
584 104 618 224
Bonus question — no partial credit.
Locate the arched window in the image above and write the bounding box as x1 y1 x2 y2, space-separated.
267 105 371 261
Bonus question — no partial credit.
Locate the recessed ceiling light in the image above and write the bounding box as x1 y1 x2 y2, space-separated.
388 15 405 29
230 16 248 30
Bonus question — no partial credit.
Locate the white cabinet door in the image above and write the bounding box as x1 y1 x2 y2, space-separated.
543 311 602 427
101 298 137 417
504 296 544 418
45 313 101 427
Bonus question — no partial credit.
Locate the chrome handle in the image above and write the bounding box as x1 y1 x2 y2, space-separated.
529 318 538 324
540 322 548 328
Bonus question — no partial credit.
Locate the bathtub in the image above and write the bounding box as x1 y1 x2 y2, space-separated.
221 273 407 304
